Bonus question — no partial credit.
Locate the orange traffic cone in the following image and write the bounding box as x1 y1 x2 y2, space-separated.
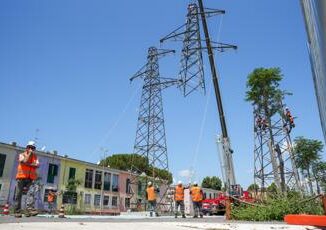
58 205 65 218
3 203 9 215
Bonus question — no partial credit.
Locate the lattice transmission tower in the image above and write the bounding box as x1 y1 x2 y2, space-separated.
161 3 204 96
160 1 237 193
129 47 180 211
253 100 301 194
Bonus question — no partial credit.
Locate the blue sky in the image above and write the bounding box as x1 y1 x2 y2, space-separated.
0 0 324 188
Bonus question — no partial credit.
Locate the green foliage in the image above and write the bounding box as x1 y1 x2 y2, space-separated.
66 178 81 192
294 137 323 171
266 182 279 196
100 153 173 183
294 136 324 193
64 204 84 215
231 194 324 221
201 176 222 190
247 183 259 191
245 67 286 117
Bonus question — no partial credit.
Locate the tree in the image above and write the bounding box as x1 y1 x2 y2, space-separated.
245 67 285 117
246 68 289 193
201 176 222 190
247 183 259 191
312 161 326 194
66 178 81 192
267 182 279 196
293 137 323 194
99 153 173 183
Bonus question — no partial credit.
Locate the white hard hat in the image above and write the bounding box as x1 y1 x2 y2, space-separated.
147 181 152 186
177 181 182 185
285 107 289 110
26 141 36 149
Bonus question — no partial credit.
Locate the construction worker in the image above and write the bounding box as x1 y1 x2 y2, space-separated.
146 181 159 217
261 117 268 131
14 141 40 218
256 115 262 130
174 181 186 218
47 187 57 215
190 182 204 218
284 107 295 133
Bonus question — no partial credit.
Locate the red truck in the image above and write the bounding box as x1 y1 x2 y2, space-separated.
201 191 255 215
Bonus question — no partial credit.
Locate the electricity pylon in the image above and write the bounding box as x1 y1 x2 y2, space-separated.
160 1 237 194
253 102 301 195
129 47 180 211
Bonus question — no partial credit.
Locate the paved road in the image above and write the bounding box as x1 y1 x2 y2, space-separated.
0 215 322 230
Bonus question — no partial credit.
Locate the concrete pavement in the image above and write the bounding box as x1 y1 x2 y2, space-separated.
0 221 322 230
0 215 323 230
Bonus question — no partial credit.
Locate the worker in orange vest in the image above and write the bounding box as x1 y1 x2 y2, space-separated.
190 182 204 218
174 181 186 218
14 141 40 218
146 181 159 217
47 187 58 215
284 107 295 133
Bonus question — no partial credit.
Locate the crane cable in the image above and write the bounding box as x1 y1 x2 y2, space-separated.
189 78 213 182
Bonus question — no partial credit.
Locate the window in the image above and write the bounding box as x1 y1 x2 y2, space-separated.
126 178 131 194
125 198 130 209
112 196 118 207
47 164 58 183
112 174 119 192
84 194 91 205
104 172 111 191
85 169 93 188
94 171 102 190
138 181 142 196
0 184 2 191
0 154 6 177
62 191 77 204
94 194 101 206
68 167 76 180
103 196 110 207
209 193 212 199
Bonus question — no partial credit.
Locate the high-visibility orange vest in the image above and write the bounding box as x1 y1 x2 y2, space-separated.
48 192 55 203
175 185 184 201
16 152 38 180
191 186 203 202
146 186 156 201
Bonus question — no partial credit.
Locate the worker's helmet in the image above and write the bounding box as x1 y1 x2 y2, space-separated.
26 141 36 150
193 181 198 186
177 181 182 185
285 107 289 110
147 181 152 186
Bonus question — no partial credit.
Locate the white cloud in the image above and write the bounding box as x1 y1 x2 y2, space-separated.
178 169 195 178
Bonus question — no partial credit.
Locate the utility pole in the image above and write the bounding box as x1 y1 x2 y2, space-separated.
197 0 236 193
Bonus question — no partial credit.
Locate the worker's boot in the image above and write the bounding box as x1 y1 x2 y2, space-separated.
24 211 31 218
149 211 153 217
26 208 38 217
193 215 198 218
174 214 177 218
14 211 22 218
182 214 186 218
200 214 203 218
155 212 159 217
